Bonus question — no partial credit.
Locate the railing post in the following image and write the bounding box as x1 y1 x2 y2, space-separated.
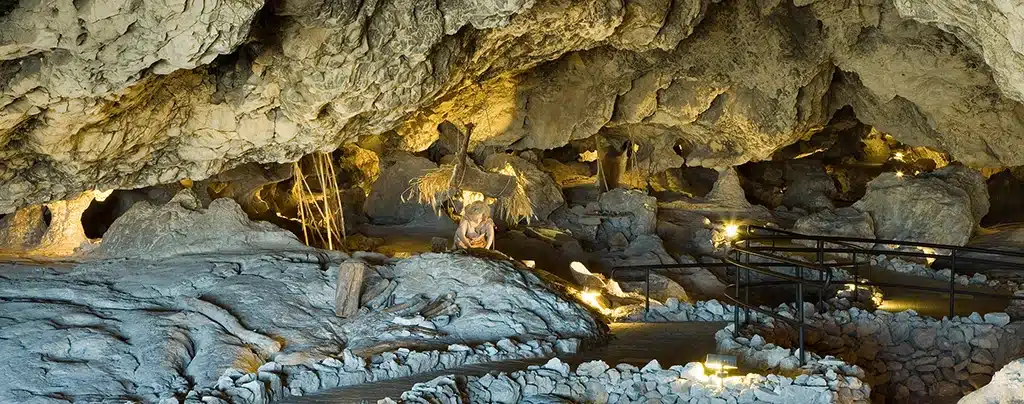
744 239 751 324
645 267 650 321
817 240 825 307
733 250 741 336
852 251 858 304
949 250 957 318
797 265 806 366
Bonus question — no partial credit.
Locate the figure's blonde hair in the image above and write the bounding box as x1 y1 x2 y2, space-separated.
464 201 491 220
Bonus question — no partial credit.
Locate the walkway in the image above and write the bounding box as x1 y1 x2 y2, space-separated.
283 322 727 404
858 264 1013 318
738 240 1017 318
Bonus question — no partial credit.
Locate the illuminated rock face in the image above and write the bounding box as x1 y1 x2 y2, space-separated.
1 0 1024 212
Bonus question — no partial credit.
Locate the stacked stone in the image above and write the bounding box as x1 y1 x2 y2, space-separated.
186 337 581 403
625 297 871 323
389 357 868 403
871 255 1002 288
715 324 872 403
745 304 1023 401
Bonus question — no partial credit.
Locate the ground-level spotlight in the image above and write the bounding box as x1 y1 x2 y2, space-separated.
895 171 905 178
705 354 738 380
522 260 536 268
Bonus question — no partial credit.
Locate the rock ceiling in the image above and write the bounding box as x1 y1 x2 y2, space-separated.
0 0 1022 213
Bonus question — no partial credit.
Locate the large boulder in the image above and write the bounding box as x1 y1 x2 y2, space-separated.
852 166 987 246
483 154 565 221
364 153 449 227
793 207 875 248
599 235 691 303
781 160 837 212
959 358 1024 404
929 165 990 224
387 253 605 341
595 189 658 246
99 190 309 259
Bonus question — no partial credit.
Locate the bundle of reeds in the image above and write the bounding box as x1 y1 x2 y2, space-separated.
291 153 346 249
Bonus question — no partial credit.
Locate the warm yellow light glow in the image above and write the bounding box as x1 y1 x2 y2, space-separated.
915 171 921 175
893 152 905 161
578 150 599 162
522 260 536 268
577 289 605 312
919 247 937 266
461 190 485 205
497 162 517 177
683 363 709 381
92 189 114 202
724 224 740 239
895 171 905 178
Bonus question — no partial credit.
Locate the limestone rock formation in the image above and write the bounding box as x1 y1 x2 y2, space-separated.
483 153 565 221
959 358 1024 404
0 205 46 251
793 207 875 248
99 189 309 259
0 191 95 256
384 253 604 341
1 0 1024 218
853 167 987 246
363 153 452 229
0 241 603 402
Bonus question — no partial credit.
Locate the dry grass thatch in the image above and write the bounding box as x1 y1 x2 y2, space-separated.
494 166 533 225
406 162 535 225
405 164 457 209
291 153 346 250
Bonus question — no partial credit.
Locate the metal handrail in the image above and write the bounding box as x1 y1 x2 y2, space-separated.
611 224 1024 366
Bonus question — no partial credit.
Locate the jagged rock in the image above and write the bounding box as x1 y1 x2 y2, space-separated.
98 189 309 259
595 189 657 245
793 207 875 248
852 167 985 246
483 154 565 221
3 0 1024 215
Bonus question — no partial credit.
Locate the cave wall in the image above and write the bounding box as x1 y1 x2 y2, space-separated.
1 0 1023 212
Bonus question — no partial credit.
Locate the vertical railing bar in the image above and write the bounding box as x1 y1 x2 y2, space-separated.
949 249 957 318
645 267 650 321
797 264 806 366
852 251 858 304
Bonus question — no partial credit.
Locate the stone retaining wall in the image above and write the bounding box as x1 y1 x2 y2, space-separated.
629 298 1024 402
386 357 869 403
747 306 1024 402
186 337 581 403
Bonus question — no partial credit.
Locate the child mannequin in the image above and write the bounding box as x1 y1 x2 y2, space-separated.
455 201 495 249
